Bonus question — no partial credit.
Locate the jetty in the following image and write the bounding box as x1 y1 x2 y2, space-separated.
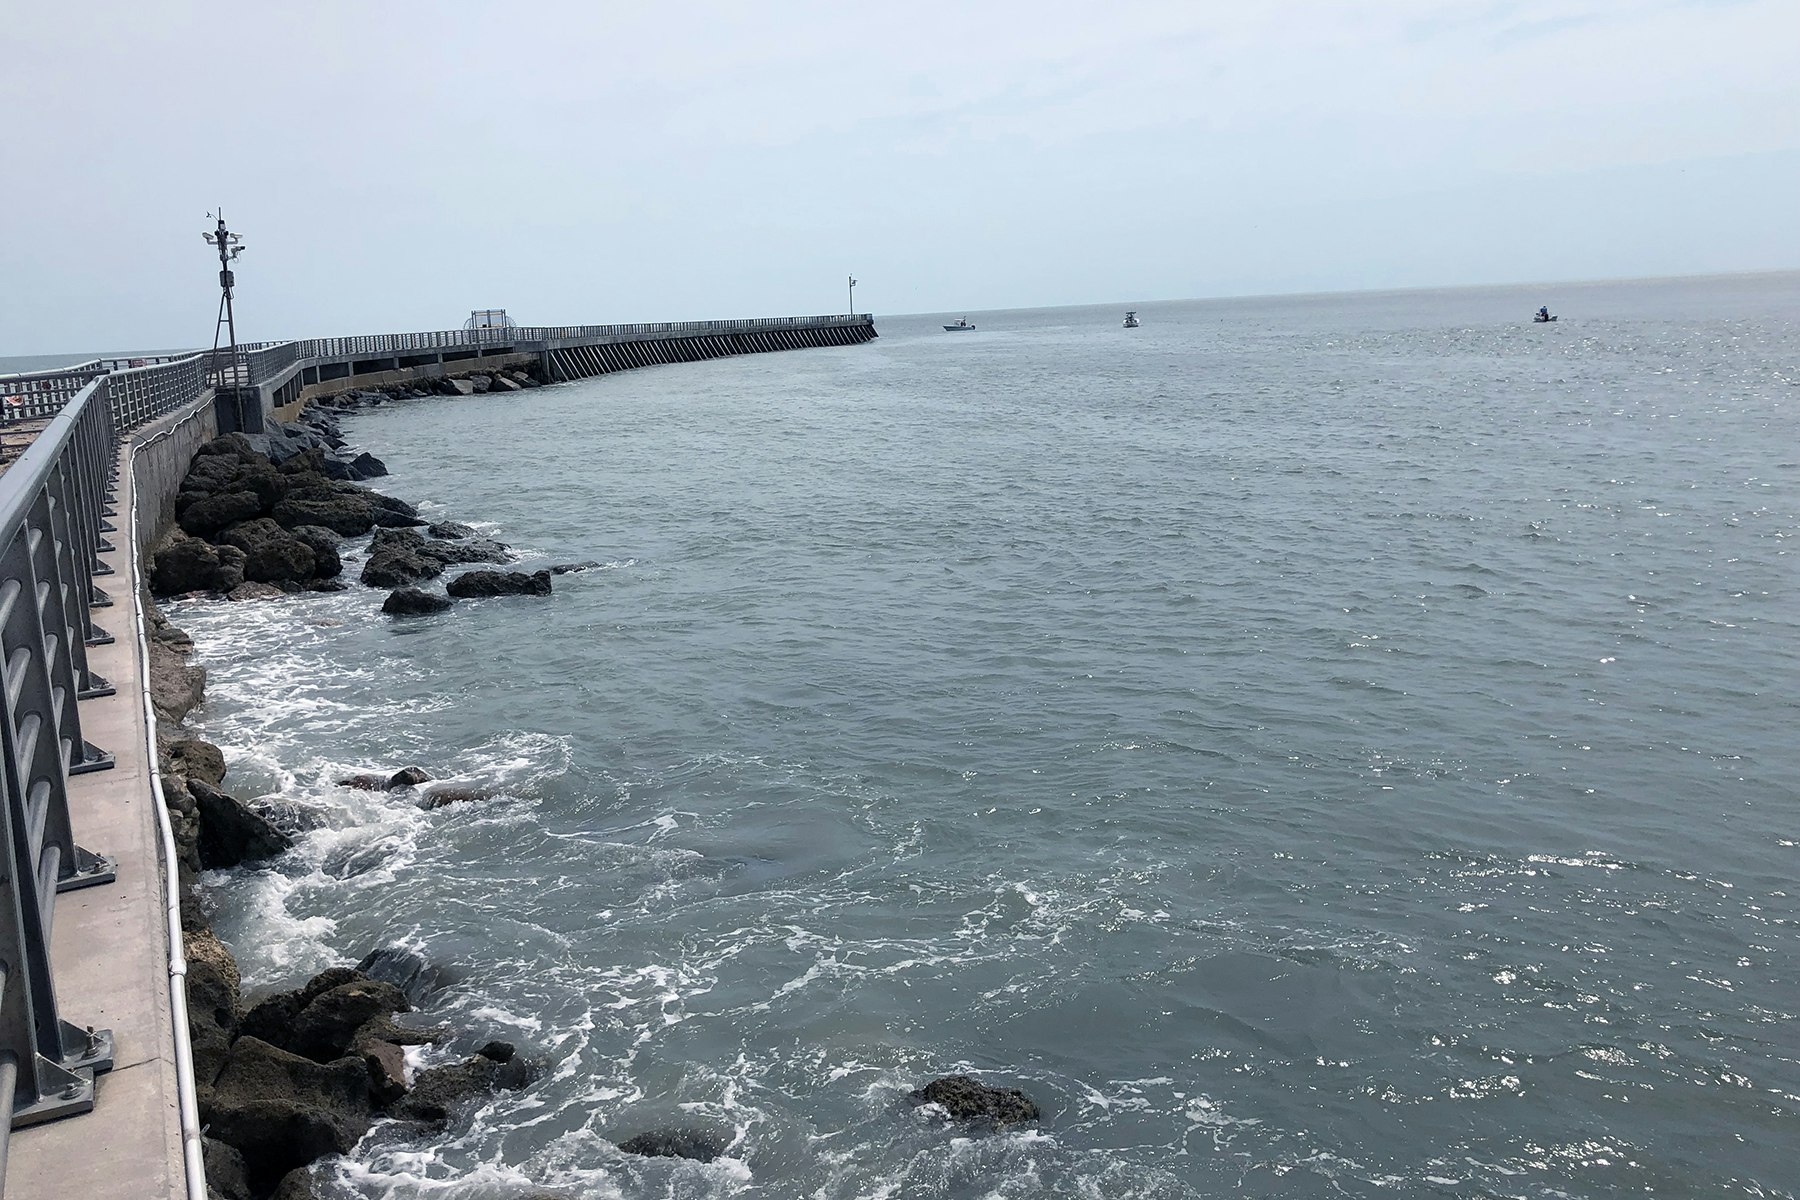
0 311 876 1198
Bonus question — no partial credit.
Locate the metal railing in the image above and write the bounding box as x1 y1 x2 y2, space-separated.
1 314 876 420
0 371 121 1176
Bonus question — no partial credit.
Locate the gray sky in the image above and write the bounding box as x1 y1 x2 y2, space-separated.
6 0 1798 352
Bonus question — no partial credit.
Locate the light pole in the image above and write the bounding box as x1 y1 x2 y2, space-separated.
203 211 245 383
848 275 857 315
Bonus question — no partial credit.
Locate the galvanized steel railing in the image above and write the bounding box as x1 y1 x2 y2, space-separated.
0 370 123 1174
1 315 874 423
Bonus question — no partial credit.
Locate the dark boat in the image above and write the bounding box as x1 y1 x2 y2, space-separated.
1533 307 1557 323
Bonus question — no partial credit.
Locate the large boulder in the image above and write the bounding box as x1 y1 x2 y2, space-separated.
201 1036 375 1197
190 779 293 869
441 378 477 397
272 495 378 537
909 1075 1041 1128
165 736 226 787
185 928 241 1088
289 526 343 579
220 518 317 585
286 979 412 1063
151 534 247 596
203 1137 253 1200
195 432 260 463
616 1128 728 1161
382 588 452 616
361 529 444 588
355 946 453 1007
427 521 474 540
148 641 206 724
389 1043 532 1126
179 490 267 538
349 451 388 478
446 570 552 599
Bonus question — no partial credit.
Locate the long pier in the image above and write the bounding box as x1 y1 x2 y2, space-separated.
0 312 875 1198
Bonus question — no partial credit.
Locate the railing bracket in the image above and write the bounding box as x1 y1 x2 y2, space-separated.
79 671 116 700
68 740 116 775
57 847 118 893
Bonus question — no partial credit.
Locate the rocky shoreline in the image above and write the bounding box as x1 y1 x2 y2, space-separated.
145 383 1041 1198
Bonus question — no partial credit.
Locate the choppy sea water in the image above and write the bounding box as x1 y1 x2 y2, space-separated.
173 274 1800 1199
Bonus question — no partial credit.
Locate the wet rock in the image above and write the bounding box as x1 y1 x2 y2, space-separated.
616 1127 728 1161
195 432 260 463
389 1050 533 1125
469 374 493 394
270 1167 322 1200
446 569 552 598
319 838 397 881
356 946 453 1007
203 1136 253 1200
349 451 388 478
382 587 453 616
191 779 293 869
226 581 286 602
180 490 267 538
362 529 444 588
427 521 475 540
238 968 368 1050
255 797 327 837
489 373 523 392
201 1036 375 1197
287 979 412 1063
443 378 477 397
909 1075 1041 1128
148 640 206 724
388 766 433 789
548 561 602 575
336 774 386 790
418 784 496 809
151 534 242 596
359 1038 408 1107
220 518 317 584
272 495 379 538
186 928 241 1087
289 526 343 579
165 736 226 787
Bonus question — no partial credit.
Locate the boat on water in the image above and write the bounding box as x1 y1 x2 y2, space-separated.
1533 306 1557 323
1123 310 1140 328
943 317 975 331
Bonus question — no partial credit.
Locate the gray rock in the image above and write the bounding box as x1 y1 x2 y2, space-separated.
201 1036 375 1196
165 736 226 787
489 374 523 392
549 561 602 575
469 374 493 394
226 581 286 602
446 569 552 599
220 518 317 585
427 521 475 540
382 588 453 616
350 451 388 478
356 946 453 1007
442 378 476 397
203 1136 253 1200
179 490 266 538
286 979 412 1063
389 1050 533 1126
909 1075 1041 1128
190 779 293 869
289 526 343 579
195 432 260 463
616 1128 728 1161
388 766 432 789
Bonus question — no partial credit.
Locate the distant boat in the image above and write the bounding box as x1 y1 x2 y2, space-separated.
1533 307 1557 323
1123 311 1140 328
943 317 975 331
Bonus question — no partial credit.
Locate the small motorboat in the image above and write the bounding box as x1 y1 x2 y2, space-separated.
1533 307 1557 323
1123 311 1140 328
943 317 975 331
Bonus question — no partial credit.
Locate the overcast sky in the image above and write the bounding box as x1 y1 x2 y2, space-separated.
5 0 1797 351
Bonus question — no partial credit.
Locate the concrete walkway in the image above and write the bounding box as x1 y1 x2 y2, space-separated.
5 436 186 1198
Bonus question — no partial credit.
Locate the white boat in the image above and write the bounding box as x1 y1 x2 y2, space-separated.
943 317 975 331
1123 311 1140 328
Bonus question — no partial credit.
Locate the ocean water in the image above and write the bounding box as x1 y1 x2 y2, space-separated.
172 274 1800 1199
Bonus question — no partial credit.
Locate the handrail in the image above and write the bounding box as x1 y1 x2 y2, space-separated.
2 314 876 418
0 371 121 1180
